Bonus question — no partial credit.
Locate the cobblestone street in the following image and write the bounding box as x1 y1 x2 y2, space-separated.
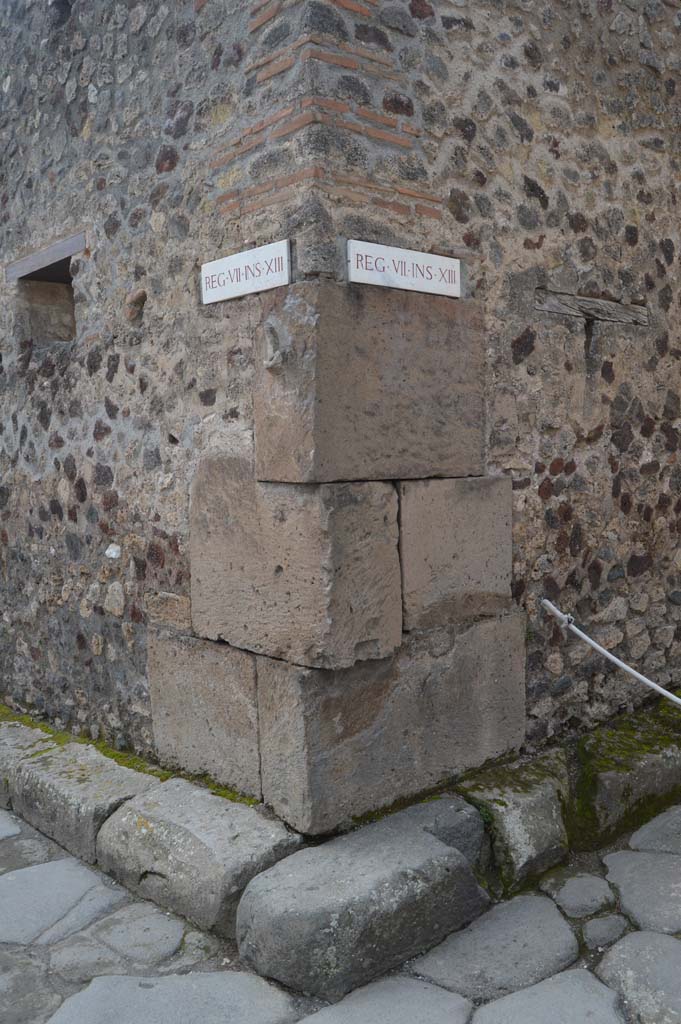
4 801 681 1023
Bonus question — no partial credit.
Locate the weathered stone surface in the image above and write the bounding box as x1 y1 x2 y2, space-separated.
411 894 578 1001
9 741 158 863
258 614 525 833
0 817 65 876
0 858 121 944
630 804 681 853
0 722 56 809
597 931 681 1022
386 794 487 867
582 915 627 951
399 476 512 629
0 948 64 1024
148 629 260 797
458 751 568 889
540 872 614 917
299 977 472 1023
0 808 21 839
571 713 681 850
81 902 184 962
254 281 485 483
237 815 490 1000
96 778 301 936
603 850 681 932
473 969 625 1024
144 591 192 632
45 972 300 1024
190 455 401 669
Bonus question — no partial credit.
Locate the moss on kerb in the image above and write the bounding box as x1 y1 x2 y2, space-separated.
0 702 258 806
566 695 681 851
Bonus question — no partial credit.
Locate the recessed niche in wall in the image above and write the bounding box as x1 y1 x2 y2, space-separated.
6 230 85 345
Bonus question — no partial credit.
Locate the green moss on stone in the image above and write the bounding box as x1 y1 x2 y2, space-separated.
0 702 258 806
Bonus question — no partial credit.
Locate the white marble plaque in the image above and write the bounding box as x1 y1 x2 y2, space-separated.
347 240 461 298
201 239 290 304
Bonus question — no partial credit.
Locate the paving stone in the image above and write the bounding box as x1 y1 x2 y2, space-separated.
36 878 126 945
0 948 66 1024
603 850 681 931
96 777 302 936
410 894 578 1001
0 827 66 875
0 808 21 839
540 872 614 917
190 454 402 670
44 971 300 1024
0 722 56 809
298 977 472 1023
582 915 628 951
399 476 512 629
86 901 185 961
458 751 569 889
237 815 489 1000
9 741 158 862
597 931 681 1022
0 857 120 944
48 934 128 983
630 804 681 853
473 969 625 1024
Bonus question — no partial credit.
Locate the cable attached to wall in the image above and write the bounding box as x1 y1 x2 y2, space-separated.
541 599 681 711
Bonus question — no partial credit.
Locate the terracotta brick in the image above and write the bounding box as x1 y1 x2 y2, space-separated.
256 55 295 82
249 0 281 32
301 48 359 70
356 105 397 127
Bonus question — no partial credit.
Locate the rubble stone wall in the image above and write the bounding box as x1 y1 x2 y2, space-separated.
1 0 680 824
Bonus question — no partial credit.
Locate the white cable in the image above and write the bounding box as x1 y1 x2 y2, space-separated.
541 598 681 711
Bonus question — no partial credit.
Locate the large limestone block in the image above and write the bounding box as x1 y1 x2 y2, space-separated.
190 454 401 669
254 280 485 483
148 629 260 798
9 741 158 863
399 476 512 629
96 778 302 937
237 813 490 1000
258 613 526 833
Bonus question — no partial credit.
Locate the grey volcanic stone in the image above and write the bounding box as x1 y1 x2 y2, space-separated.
597 931 681 1022
386 794 486 866
630 805 681 853
582 915 627 951
237 816 489 1000
0 858 121 944
0 818 65 875
540 872 614 917
604 850 681 931
44 972 299 1024
0 808 21 839
0 948 64 1024
410 894 578 1001
458 752 568 888
96 778 301 936
10 741 158 862
0 722 55 808
473 969 625 1024
85 902 185 961
299 977 472 1022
